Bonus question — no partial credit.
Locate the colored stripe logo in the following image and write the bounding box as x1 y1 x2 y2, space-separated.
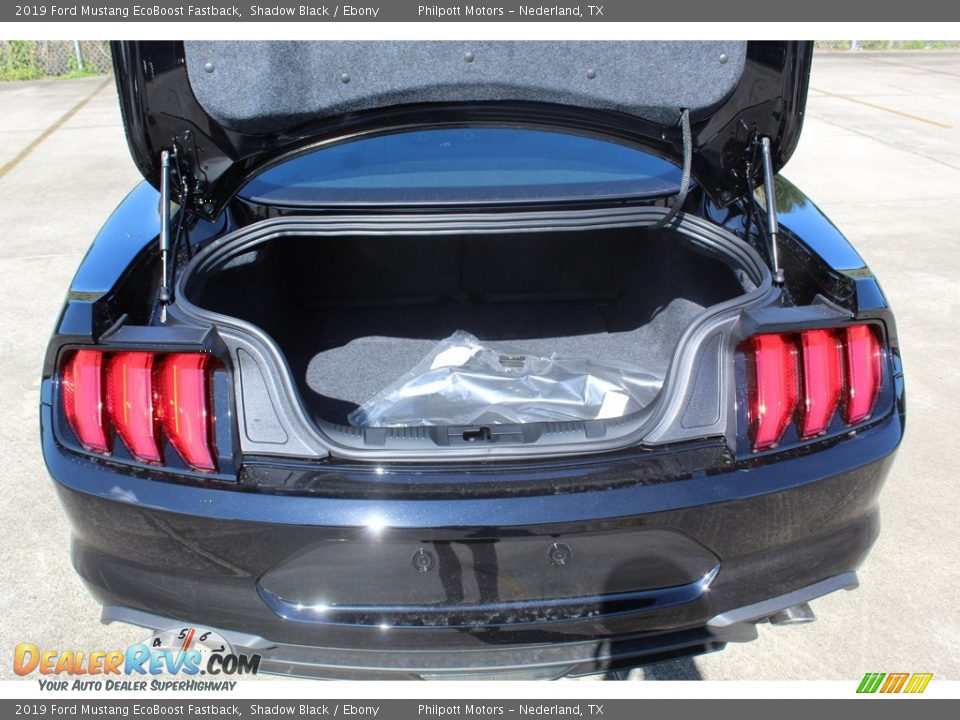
857 672 933 694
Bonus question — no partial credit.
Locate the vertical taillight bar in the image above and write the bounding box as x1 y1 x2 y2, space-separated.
106 352 162 464
62 350 110 454
799 329 843 438
157 353 217 472
747 334 800 450
843 324 882 425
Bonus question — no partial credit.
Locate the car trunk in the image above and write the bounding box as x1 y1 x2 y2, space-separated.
188 224 751 428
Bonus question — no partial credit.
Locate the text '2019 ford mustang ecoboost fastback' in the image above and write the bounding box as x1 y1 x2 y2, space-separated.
41 41 904 679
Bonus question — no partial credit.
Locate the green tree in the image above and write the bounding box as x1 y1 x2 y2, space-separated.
1 41 44 81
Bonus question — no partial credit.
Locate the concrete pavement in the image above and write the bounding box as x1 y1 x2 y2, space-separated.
0 52 957 682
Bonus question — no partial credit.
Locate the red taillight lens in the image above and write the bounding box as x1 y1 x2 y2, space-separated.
746 334 800 450
742 323 884 451
157 353 217 472
62 350 110 454
799 329 843 438
106 352 161 464
843 324 882 424
60 350 217 472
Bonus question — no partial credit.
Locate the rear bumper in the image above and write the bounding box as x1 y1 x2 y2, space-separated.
42 399 902 679
104 571 858 680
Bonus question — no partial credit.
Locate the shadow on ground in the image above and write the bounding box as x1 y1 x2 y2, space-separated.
641 657 703 680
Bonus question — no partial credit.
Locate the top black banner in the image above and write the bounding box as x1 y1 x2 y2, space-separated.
6 0 960 22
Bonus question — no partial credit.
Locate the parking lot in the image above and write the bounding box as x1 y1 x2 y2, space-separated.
0 50 957 681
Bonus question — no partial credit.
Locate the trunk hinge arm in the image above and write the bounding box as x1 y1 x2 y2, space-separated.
759 136 786 286
649 108 691 230
158 149 173 323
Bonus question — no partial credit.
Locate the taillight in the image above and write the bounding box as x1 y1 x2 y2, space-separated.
60 349 218 472
157 353 217 472
799 329 843 438
62 350 109 454
843 324 882 425
747 334 799 451
741 324 884 452
106 352 161 464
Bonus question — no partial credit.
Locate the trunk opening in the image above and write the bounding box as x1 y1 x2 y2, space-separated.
188 224 751 429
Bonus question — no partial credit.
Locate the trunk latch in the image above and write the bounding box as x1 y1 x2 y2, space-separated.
462 426 493 442
448 425 526 445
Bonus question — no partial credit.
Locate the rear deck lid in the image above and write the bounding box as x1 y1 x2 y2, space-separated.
113 40 812 217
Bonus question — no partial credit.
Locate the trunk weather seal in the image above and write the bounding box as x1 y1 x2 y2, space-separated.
173 206 772 461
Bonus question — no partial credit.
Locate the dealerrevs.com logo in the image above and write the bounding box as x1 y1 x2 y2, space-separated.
14 627 260 691
857 672 933 694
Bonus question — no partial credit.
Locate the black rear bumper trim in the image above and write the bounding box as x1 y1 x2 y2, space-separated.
100 572 852 679
255 567 719 628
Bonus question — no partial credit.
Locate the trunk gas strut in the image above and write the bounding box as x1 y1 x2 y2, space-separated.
158 148 192 322
759 136 786 286
743 136 786 287
158 149 173 322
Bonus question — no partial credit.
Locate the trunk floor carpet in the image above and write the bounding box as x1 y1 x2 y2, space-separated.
290 297 705 424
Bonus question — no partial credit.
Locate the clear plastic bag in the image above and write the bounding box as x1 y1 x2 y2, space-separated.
348 331 663 427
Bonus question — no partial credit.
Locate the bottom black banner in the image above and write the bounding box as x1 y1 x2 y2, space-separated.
0 699 955 720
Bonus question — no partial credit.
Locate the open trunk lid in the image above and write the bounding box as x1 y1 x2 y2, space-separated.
112 40 812 218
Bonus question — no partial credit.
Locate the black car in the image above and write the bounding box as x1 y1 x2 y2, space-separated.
41 41 903 679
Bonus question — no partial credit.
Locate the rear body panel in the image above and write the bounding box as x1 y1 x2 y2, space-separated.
45 397 901 677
